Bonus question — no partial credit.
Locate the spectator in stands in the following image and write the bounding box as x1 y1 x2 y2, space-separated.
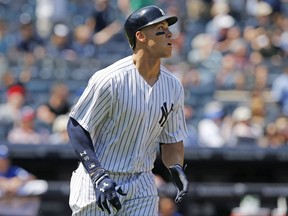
0 144 47 216
229 105 263 146
35 0 69 38
205 13 236 43
0 144 36 196
260 115 288 148
0 71 16 92
16 19 45 54
243 24 278 60
7 106 49 144
85 0 125 45
271 197 287 216
0 83 27 139
11 17 46 86
215 25 242 54
187 33 223 86
198 101 232 148
36 82 70 132
0 19 14 55
156 174 183 216
49 114 70 144
215 53 246 90
230 194 270 216
118 0 155 15
71 24 97 58
157 175 183 216
259 121 285 148
0 56 9 84
158 194 183 216
252 64 269 91
45 23 75 60
227 38 251 75
278 17 288 55
271 66 288 116
245 1 273 28
249 90 267 128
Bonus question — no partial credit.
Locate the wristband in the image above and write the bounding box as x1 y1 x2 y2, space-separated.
91 168 107 184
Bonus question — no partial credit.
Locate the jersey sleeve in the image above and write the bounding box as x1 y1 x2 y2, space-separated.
69 75 113 132
158 86 188 143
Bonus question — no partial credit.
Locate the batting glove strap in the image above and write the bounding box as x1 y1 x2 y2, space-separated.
94 174 109 187
91 168 107 185
169 164 189 203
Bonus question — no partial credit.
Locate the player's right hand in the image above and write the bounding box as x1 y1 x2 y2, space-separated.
92 174 126 214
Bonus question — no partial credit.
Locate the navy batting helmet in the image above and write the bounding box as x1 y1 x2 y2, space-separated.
124 5 178 49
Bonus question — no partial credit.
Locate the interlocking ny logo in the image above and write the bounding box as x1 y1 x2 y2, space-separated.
159 102 174 127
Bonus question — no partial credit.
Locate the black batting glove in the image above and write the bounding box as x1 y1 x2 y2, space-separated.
91 169 126 214
168 164 189 203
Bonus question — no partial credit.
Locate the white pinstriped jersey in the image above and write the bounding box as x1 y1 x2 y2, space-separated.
69 55 188 174
69 56 188 215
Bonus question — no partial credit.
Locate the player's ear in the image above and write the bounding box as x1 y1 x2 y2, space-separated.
135 30 147 44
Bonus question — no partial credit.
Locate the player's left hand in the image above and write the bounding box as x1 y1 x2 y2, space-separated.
168 164 189 203
93 175 126 214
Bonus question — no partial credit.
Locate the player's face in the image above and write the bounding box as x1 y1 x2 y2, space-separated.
141 21 174 58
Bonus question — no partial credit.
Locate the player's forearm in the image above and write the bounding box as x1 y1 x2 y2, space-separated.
160 141 184 168
67 117 102 176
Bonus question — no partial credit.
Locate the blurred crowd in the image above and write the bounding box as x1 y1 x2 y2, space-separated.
0 0 288 149
0 144 48 216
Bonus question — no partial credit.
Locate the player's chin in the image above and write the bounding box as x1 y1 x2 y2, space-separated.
166 45 173 56
158 45 173 58
162 51 172 58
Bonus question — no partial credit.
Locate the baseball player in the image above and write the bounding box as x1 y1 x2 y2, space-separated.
67 5 189 216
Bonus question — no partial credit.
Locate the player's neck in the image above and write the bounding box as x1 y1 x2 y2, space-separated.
132 53 161 86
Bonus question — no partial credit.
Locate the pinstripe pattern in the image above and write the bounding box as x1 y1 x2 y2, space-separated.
70 164 159 216
69 55 188 215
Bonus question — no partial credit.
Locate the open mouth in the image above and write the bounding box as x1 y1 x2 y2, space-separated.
167 42 172 46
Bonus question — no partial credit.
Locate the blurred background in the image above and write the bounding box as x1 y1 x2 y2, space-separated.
0 0 288 215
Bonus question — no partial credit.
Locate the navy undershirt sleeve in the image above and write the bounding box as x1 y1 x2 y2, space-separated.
67 117 102 175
